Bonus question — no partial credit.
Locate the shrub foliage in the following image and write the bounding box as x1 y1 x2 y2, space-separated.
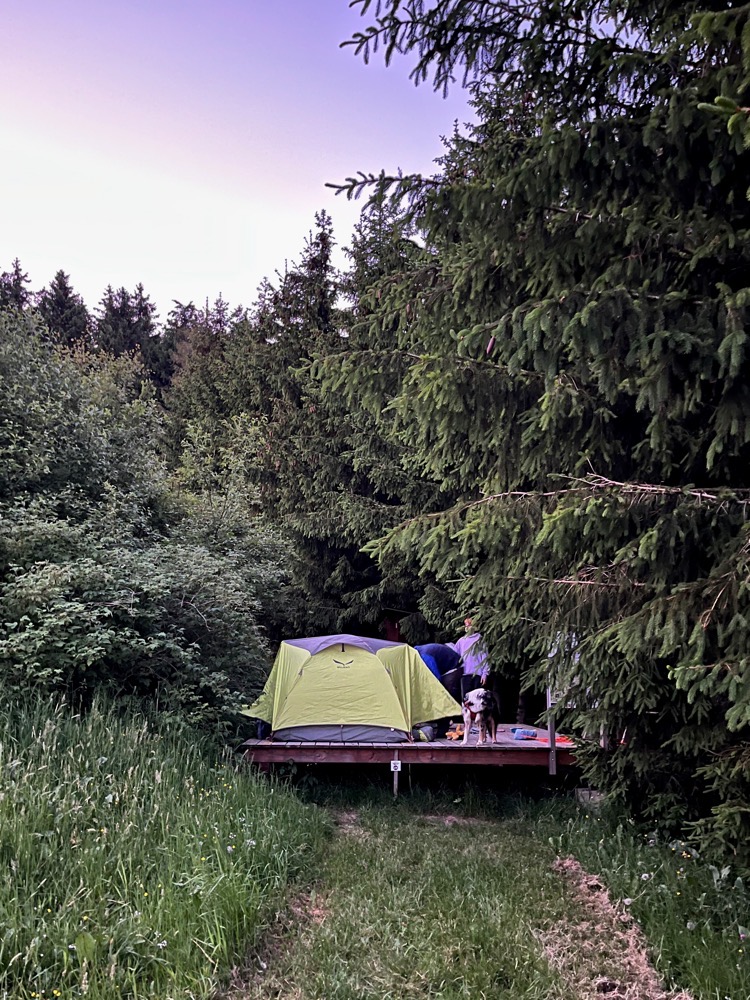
0 310 288 721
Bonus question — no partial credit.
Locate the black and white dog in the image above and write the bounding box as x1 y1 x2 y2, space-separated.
462 687 499 745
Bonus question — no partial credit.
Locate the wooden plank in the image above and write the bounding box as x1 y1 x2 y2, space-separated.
240 741 575 768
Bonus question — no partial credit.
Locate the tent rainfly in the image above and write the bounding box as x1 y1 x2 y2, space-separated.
242 633 462 743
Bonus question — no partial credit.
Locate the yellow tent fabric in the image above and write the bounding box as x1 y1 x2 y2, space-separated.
243 635 461 733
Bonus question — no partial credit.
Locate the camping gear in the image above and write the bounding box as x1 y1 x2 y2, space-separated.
536 734 575 746
242 634 462 743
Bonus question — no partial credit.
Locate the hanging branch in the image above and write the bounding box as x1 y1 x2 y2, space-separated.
564 473 750 507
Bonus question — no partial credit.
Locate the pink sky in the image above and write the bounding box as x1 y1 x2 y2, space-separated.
1 1 471 316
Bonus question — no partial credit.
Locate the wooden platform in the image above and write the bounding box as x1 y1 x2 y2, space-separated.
240 725 576 792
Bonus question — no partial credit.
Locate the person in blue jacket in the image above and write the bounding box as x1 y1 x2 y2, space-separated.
415 642 462 738
415 643 461 678
415 646 442 681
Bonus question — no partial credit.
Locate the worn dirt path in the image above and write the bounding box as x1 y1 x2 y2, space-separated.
217 807 692 1000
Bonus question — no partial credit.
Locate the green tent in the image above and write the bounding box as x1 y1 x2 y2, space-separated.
242 633 461 743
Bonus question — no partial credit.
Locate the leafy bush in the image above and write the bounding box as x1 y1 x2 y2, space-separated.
0 309 291 721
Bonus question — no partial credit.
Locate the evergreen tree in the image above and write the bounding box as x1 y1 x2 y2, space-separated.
94 283 172 387
219 212 352 631
162 296 243 457
94 283 158 357
95 285 144 355
168 210 431 636
313 198 461 636
336 0 750 861
0 259 31 311
36 270 91 347
220 205 457 637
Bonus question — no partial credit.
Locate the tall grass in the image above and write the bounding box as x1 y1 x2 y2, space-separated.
0 697 329 1000
539 803 750 1000
241 787 582 1000
291 775 749 1000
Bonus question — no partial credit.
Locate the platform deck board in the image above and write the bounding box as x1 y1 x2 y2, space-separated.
240 725 576 770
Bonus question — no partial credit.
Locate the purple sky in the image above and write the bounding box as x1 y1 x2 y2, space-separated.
2 1 471 317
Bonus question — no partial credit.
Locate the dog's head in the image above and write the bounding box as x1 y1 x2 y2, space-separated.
463 688 494 714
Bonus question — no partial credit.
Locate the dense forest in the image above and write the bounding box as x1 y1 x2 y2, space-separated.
2 0 750 868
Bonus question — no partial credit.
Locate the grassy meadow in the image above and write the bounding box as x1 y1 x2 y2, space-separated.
249 777 747 1000
0 698 329 1000
1 702 748 1000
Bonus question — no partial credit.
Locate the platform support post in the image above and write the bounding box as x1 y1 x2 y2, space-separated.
546 686 558 776
391 753 401 797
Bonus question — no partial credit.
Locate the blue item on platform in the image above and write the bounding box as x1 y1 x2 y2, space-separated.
415 643 461 676
416 650 442 681
511 727 538 740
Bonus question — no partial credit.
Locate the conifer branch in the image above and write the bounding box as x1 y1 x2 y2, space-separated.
699 578 733 630
385 474 750 540
678 661 742 676
566 474 750 506
498 573 646 590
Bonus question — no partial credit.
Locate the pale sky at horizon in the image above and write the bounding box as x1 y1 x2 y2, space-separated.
1 1 472 319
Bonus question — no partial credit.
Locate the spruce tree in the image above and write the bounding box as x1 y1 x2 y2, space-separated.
312 198 462 635
220 213 354 631
36 270 91 347
192 209 446 637
335 0 750 861
162 296 240 458
0 259 31 311
94 283 171 387
95 283 158 356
